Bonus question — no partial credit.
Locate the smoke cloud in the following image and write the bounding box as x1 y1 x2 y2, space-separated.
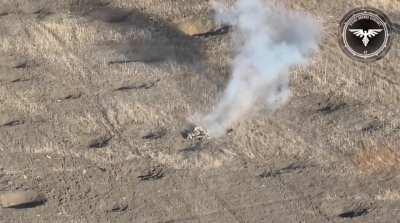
198 0 321 137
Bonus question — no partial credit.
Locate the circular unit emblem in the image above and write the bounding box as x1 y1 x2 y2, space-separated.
339 7 393 62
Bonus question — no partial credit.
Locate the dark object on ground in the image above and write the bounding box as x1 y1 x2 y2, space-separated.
138 166 165 181
88 136 112 148
114 79 160 91
142 129 167 140
317 102 347 114
0 191 46 208
1 120 25 127
259 162 310 178
193 26 231 38
182 126 209 140
110 201 128 212
339 208 369 218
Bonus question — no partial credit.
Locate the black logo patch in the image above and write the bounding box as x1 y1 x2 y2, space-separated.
339 8 393 62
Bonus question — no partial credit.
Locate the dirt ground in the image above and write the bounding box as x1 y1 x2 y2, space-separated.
0 0 400 222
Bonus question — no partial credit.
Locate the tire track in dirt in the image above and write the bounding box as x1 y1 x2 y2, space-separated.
144 168 332 222
30 21 99 93
268 112 370 221
21 19 88 90
23 18 141 162
26 16 213 169
274 174 333 222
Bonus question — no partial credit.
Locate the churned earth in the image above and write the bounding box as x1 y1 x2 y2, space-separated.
0 0 400 222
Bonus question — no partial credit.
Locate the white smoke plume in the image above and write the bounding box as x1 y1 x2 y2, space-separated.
197 0 321 137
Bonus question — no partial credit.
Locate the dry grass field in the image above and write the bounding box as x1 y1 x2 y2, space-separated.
0 0 399 222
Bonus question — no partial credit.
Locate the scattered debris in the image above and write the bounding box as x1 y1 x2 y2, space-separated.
339 208 369 218
88 136 112 149
184 126 210 141
142 129 167 140
0 190 45 208
138 166 165 181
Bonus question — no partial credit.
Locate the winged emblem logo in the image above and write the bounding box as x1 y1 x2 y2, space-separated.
349 29 383 47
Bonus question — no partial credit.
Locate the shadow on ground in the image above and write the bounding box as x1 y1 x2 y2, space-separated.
77 1 205 66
